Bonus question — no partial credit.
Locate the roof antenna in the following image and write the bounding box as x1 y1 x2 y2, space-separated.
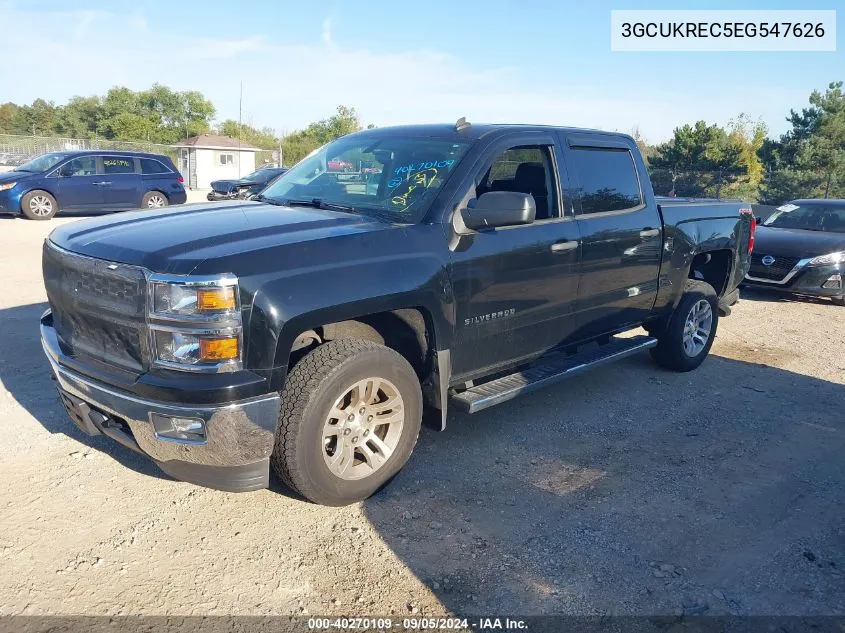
455 116 471 132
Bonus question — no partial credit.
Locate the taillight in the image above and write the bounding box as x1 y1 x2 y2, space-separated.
740 207 755 254
177 175 184 184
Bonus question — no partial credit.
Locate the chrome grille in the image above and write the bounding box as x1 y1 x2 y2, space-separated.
748 254 800 282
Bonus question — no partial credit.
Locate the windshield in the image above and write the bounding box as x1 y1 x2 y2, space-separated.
260 135 470 223
763 202 845 233
16 152 73 173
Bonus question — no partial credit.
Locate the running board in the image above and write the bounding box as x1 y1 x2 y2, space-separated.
450 335 658 414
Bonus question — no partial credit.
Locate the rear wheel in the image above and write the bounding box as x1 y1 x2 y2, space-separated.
142 191 168 208
650 280 719 372
271 338 422 506
21 190 58 220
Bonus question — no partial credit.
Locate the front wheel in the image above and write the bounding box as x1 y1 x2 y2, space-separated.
271 338 422 505
833 296 845 307
142 191 168 208
650 280 719 372
21 190 58 220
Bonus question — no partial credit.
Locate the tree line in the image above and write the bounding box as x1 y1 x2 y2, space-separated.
643 81 844 203
1 81 842 203
0 84 367 166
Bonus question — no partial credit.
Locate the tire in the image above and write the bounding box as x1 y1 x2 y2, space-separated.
650 280 719 372
833 296 845 307
271 338 422 506
21 190 58 220
141 191 168 208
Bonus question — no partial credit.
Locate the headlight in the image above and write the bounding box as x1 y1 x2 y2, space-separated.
809 251 845 266
0 182 17 191
148 274 242 372
152 329 241 367
152 279 237 317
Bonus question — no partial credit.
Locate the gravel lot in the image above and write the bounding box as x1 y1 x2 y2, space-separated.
0 212 843 619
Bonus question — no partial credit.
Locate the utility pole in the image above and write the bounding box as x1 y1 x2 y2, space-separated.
238 81 243 178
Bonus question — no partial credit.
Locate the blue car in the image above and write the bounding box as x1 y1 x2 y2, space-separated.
0 150 187 220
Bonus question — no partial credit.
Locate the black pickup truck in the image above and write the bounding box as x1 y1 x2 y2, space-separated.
40 122 754 505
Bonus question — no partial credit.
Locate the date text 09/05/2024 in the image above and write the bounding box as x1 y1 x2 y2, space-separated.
307 617 528 630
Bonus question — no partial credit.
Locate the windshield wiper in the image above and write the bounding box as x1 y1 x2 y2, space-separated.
253 194 288 206
284 198 358 213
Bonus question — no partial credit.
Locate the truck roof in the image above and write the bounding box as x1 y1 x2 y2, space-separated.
348 123 634 143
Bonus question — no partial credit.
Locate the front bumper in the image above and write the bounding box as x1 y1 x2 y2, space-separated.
0 188 20 215
41 315 281 492
745 260 844 300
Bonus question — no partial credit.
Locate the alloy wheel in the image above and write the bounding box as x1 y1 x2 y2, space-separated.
321 377 405 480
682 299 713 357
29 195 53 217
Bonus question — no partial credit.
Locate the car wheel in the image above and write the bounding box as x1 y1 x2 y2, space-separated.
650 280 719 372
833 296 845 306
21 190 58 220
271 338 422 506
142 191 168 208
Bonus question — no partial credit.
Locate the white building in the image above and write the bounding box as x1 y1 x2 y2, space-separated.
172 135 260 190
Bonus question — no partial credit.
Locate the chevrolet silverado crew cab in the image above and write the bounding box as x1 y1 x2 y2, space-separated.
40 121 754 505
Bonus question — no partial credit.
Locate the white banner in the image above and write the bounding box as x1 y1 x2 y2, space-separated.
611 10 836 52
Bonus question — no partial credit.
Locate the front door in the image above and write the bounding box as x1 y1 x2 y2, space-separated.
100 156 142 209
449 135 582 381
51 156 103 209
561 135 662 340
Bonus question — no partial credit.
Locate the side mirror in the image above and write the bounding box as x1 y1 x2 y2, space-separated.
755 216 763 225
461 191 536 230
57 165 73 177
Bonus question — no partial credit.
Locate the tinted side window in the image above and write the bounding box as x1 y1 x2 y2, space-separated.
140 158 170 174
570 148 642 214
63 156 97 176
103 157 136 174
476 145 558 220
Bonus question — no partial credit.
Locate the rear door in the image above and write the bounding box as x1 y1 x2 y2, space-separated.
99 156 142 209
560 133 662 339
50 156 103 209
448 133 582 380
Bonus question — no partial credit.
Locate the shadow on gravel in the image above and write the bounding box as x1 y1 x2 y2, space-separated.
0 210 105 221
361 344 845 617
0 301 167 481
739 285 839 307
3 301 845 617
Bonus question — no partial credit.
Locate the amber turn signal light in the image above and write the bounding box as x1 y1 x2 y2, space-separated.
199 337 239 361
197 287 236 312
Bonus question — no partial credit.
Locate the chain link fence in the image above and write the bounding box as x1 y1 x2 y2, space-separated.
1 135 839 202
0 133 180 168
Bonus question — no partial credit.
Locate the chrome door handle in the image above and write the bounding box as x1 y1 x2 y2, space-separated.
92 181 112 186
640 228 660 238
551 240 579 253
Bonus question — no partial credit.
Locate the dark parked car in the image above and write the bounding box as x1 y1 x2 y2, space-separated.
0 150 186 220
745 199 845 306
207 166 288 201
40 122 754 505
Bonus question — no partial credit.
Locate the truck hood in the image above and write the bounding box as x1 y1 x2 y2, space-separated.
47 201 392 274
754 226 845 259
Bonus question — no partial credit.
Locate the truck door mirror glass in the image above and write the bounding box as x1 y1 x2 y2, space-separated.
462 191 536 230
